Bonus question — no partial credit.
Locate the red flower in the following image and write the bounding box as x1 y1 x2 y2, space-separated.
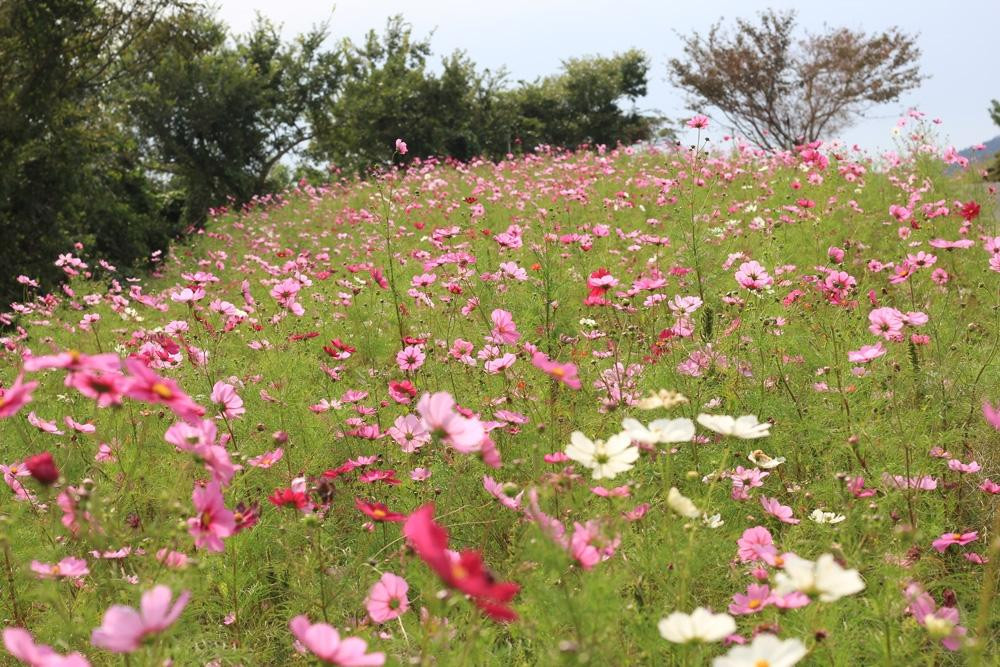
402 336 427 345
288 331 320 342
403 504 519 622
959 200 981 222
322 339 356 359
25 452 58 485
322 461 358 480
388 380 417 404
268 488 309 510
354 498 405 522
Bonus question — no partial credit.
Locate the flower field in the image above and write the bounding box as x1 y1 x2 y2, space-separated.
1 115 998 665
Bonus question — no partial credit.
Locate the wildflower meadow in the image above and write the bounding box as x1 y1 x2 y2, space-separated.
0 113 998 666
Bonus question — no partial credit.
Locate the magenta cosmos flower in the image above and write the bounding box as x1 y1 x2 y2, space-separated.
3 627 90 666
187 481 235 552
123 359 204 423
289 616 384 665
365 572 409 623
531 351 581 389
0 374 38 419
686 115 709 129
395 345 426 372
931 531 978 552
91 585 190 653
734 261 773 290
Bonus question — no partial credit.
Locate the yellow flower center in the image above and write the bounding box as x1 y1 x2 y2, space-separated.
551 367 565 377
372 509 386 518
152 383 173 399
451 564 468 579
951 533 962 540
748 599 761 609
755 661 770 667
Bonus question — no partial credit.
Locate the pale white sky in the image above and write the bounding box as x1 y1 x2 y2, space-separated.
212 0 1000 153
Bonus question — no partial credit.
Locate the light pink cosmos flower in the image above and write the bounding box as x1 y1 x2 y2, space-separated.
187 481 235 552
90 585 190 653
288 616 384 665
30 557 89 580
760 496 800 524
983 401 1000 430
248 448 283 469
904 583 967 651
868 307 905 341
416 392 484 453
737 526 776 563
931 531 978 552
946 459 980 474
569 521 620 570
847 342 886 363
0 374 38 419
734 261 773 290
729 584 773 615
489 309 521 345
365 573 409 624
3 627 90 666
483 476 522 510
394 138 407 154
387 415 430 453
210 381 244 420
395 345 426 372
484 353 516 374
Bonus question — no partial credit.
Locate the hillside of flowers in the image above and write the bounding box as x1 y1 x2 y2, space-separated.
1 113 998 666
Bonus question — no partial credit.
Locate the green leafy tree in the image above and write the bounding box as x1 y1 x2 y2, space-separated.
128 10 342 224
0 0 182 306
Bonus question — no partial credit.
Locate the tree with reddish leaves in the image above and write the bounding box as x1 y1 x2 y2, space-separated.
669 9 924 150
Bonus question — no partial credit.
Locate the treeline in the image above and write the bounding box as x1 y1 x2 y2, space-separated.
0 1 662 306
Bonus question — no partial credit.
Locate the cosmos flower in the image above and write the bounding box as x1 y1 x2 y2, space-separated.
565 432 639 480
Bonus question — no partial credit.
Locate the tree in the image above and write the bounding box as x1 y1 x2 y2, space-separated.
0 0 183 306
989 100 1000 180
668 9 924 150
128 10 342 224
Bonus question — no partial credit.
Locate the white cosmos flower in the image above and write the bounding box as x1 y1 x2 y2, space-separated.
565 431 639 480
658 607 736 644
773 553 865 602
621 417 695 444
702 513 724 528
636 389 689 410
712 633 807 667
697 414 771 439
667 487 701 518
748 449 786 469
808 509 846 524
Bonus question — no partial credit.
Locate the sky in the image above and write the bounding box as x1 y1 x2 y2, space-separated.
213 0 1000 153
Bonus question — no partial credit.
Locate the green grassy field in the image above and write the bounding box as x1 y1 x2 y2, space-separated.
0 121 998 665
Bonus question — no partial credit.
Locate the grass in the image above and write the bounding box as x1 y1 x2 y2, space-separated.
0 123 998 666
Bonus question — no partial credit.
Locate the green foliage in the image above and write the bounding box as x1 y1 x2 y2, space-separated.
311 16 661 173
128 11 342 224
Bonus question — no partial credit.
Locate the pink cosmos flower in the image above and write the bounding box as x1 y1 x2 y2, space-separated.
847 342 886 363
416 392 485 453
387 414 430 453
729 584 773 615
288 615 385 665
248 448 283 469
846 476 876 498
483 476 522 510
980 479 1000 494
737 526 776 563
983 401 1000 430
394 138 407 155
210 381 244 420
686 115 709 129
0 374 38 419
947 459 980 474
734 261 773 290
30 557 89 580
484 353 516 374
187 481 235 552
760 496 800 524
868 307 905 341
90 585 190 653
905 583 967 651
68 371 128 408
123 359 204 423
489 309 521 345
931 531 978 552
365 573 409 624
569 521 620 570
3 627 90 666
395 345 426 372
531 352 581 389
